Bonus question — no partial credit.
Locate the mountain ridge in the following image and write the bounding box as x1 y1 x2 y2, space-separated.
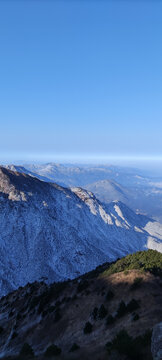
0 166 162 297
4 163 162 223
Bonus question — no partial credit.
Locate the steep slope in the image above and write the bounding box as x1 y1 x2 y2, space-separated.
0 167 162 297
0 250 161 360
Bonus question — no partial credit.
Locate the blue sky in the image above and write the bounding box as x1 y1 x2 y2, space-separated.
0 0 162 164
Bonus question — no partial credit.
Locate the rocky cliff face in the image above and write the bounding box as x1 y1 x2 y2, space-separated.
0 166 162 296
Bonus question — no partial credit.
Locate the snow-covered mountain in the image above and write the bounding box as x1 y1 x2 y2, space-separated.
0 166 162 297
5 163 162 222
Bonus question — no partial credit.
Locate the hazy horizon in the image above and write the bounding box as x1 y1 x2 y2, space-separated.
1 155 162 176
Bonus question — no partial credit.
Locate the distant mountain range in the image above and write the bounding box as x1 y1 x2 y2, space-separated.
5 163 162 222
20 162 155 187
0 166 162 296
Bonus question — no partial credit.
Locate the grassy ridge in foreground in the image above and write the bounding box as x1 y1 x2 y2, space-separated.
0 249 162 359
101 250 162 278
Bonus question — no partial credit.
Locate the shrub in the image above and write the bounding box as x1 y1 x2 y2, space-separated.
124 270 129 275
30 282 67 313
54 308 61 322
45 344 62 357
84 322 93 334
92 307 98 320
55 301 61 307
106 314 115 325
116 301 127 318
37 292 57 314
48 306 55 313
69 343 80 352
132 313 139 321
77 280 89 292
106 290 114 301
105 341 112 354
138 329 152 346
42 310 48 317
130 330 152 359
47 282 67 301
30 295 40 310
127 299 140 312
9 310 14 317
113 330 132 355
98 304 108 319
19 343 34 357
12 331 18 339
16 313 22 321
111 329 133 356
106 328 152 360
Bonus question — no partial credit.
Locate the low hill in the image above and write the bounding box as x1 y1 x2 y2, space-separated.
85 179 131 204
0 250 161 360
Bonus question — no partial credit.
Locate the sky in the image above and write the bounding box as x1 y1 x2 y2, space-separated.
0 0 162 165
